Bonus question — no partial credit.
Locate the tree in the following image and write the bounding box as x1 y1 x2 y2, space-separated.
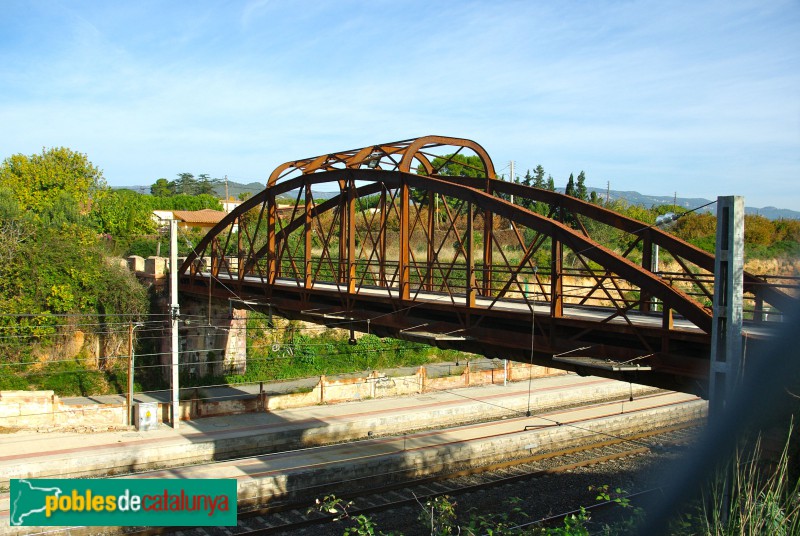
576 171 588 201
150 178 174 197
533 165 545 189
565 173 576 197
414 153 486 207
0 147 106 219
546 175 555 191
90 189 157 237
174 172 196 195
775 219 800 243
420 154 486 178
744 214 775 247
195 174 219 195
146 193 222 211
673 212 716 241
522 169 533 187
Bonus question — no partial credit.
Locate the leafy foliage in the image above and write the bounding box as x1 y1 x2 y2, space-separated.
147 193 222 211
314 495 398 536
90 189 157 237
151 172 221 197
0 147 149 392
0 147 106 220
426 154 486 178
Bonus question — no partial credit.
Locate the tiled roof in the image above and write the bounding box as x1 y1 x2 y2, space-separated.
171 209 227 224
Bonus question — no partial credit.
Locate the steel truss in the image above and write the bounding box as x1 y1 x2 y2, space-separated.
180 136 795 395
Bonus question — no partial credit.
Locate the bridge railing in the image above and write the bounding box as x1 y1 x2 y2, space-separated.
200 247 796 326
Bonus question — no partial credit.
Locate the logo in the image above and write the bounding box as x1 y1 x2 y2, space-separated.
10 479 237 526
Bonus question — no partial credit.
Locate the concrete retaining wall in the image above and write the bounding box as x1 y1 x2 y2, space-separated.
177 362 562 418
0 391 127 428
0 363 562 430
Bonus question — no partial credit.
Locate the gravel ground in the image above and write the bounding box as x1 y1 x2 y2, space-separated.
278 438 696 536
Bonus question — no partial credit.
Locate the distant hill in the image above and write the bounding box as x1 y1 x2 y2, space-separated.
118 181 800 220
582 188 800 220
212 181 264 200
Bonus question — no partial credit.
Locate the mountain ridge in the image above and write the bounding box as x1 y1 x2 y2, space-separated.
118 180 800 220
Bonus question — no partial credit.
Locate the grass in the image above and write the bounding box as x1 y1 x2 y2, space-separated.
695 432 800 535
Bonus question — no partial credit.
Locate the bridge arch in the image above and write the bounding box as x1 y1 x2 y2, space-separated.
266 135 497 187
179 137 794 394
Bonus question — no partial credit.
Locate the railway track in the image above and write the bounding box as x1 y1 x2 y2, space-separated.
151 423 699 536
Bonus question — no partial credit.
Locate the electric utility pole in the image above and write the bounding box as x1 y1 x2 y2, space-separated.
509 161 515 204
224 175 229 211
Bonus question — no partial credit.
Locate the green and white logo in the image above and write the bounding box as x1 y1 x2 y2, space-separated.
10 478 237 526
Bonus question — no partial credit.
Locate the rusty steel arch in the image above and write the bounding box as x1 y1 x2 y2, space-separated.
266 135 497 187
179 137 796 395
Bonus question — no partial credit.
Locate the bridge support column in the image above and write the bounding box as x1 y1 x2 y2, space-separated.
708 196 744 416
171 297 248 378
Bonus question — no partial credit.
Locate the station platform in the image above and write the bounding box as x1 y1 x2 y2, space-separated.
1 374 702 534
0 375 657 483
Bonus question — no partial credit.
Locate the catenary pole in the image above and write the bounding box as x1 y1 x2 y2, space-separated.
170 218 180 429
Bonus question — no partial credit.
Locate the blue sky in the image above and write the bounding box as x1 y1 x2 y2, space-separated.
1 1 798 209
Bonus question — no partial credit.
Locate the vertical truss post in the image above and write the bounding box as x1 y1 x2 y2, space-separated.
550 238 563 318
304 180 313 289
379 186 387 287
266 192 277 285
482 179 493 297
346 176 357 294
426 190 435 291
709 196 745 416
237 214 244 284
337 179 347 285
209 239 218 292
466 201 476 307
640 232 653 312
399 180 410 300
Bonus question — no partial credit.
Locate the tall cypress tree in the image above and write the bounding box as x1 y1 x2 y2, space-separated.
533 165 545 189
565 173 576 197
576 171 588 201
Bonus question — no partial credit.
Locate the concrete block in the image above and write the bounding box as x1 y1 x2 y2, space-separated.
144 256 168 276
127 255 145 272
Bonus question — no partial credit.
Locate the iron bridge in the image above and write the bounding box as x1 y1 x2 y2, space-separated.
179 136 797 396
